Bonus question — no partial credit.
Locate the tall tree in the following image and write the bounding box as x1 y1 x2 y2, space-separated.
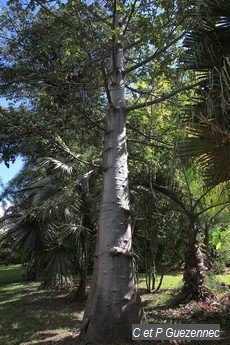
0 0 202 342
82 2 146 341
81 1 198 342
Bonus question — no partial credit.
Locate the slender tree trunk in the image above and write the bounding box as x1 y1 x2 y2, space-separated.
204 223 210 250
155 274 164 292
152 271 156 291
24 262 38 282
145 244 151 293
76 184 96 300
182 219 207 300
75 264 87 300
81 8 145 343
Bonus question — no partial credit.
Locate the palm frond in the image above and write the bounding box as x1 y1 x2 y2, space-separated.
181 122 230 185
41 244 75 288
9 212 45 261
41 157 74 176
182 0 230 185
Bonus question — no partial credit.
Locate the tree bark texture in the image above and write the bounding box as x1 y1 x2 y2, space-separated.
75 254 89 301
203 223 213 270
81 11 145 344
182 221 207 301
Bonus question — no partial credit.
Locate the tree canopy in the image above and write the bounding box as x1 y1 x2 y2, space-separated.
0 0 229 344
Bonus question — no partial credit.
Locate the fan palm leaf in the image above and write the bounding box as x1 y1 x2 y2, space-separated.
182 0 230 185
9 212 45 260
4 142 99 288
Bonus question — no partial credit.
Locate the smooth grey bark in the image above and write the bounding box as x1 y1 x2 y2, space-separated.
81 10 145 344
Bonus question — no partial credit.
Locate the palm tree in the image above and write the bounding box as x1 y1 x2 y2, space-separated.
3 142 100 297
183 0 230 186
149 165 229 300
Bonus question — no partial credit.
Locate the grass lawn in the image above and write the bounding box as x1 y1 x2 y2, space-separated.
0 265 25 284
0 265 229 345
0 265 83 345
138 273 183 290
216 274 230 285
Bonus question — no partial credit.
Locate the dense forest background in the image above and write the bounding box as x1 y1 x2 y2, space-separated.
0 0 229 344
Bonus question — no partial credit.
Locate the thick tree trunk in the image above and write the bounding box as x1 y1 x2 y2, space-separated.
81 11 145 344
182 220 207 301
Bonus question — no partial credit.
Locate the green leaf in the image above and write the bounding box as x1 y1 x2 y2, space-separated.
216 242 222 251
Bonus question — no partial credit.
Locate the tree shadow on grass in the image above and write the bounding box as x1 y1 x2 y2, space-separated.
0 283 85 345
141 288 181 310
20 332 79 345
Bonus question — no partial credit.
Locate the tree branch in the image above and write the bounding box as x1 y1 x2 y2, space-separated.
126 81 201 111
55 142 99 168
122 0 138 36
150 183 191 218
38 1 62 21
112 0 117 30
206 206 228 227
126 84 153 95
127 123 173 148
196 201 230 217
101 62 113 107
123 39 142 51
193 185 217 210
125 31 186 74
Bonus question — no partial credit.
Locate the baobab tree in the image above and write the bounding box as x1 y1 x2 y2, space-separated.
0 0 202 343
80 1 199 343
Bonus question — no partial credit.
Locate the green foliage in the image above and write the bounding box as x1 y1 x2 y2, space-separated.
211 225 230 268
221 230 230 266
182 0 230 185
1 140 100 288
0 0 229 310
0 232 22 265
0 0 103 164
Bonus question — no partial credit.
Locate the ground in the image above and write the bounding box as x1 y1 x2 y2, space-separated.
0 265 229 345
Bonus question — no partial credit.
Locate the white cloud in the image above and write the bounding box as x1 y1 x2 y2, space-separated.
0 206 3 218
0 200 12 218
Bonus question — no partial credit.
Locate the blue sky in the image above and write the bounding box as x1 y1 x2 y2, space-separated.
0 156 24 189
0 139 24 215
0 1 22 208
0 96 24 193
0 1 27 216
0 0 8 10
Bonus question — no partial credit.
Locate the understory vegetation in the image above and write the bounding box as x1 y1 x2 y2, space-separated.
0 0 230 344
